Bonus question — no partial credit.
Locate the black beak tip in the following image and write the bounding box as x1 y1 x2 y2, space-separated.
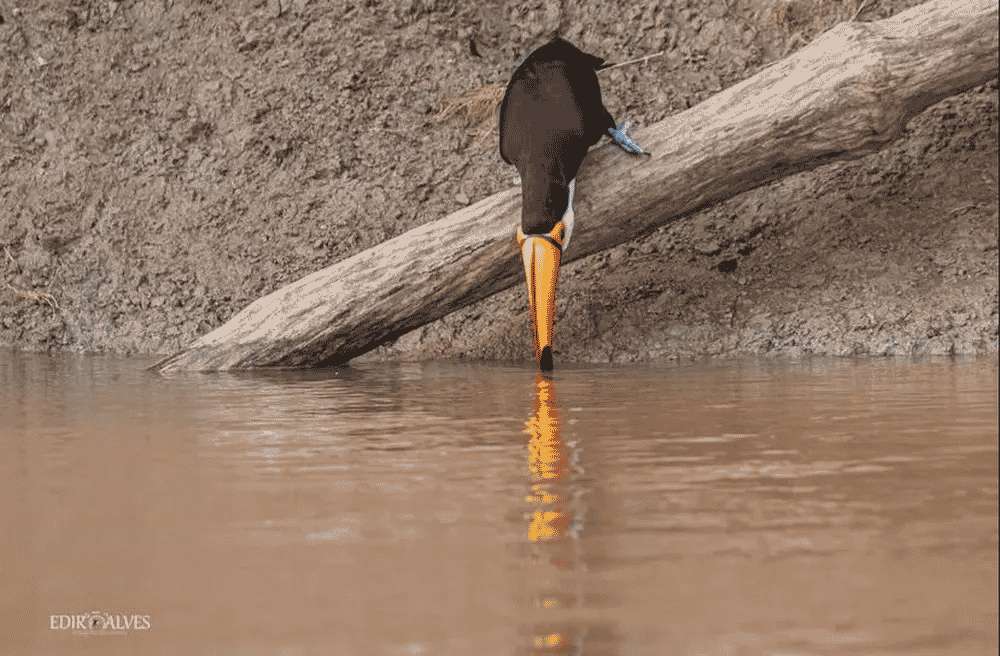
539 346 554 371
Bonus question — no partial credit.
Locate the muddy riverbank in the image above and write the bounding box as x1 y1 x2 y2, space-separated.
2 0 996 364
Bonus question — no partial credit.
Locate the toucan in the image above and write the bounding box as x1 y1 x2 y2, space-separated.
499 37 648 371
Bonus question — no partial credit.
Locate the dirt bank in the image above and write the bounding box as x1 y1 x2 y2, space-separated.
1 0 996 364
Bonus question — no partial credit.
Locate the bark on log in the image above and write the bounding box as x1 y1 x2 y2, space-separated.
151 0 998 372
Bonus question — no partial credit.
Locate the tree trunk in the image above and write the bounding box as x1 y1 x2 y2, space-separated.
151 0 998 372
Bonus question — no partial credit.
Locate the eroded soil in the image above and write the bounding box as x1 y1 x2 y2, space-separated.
1 0 997 364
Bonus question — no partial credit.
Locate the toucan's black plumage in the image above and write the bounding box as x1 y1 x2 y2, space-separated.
500 37 648 370
499 38 615 236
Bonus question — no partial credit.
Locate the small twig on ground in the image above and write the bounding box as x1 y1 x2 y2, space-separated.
781 32 809 57
851 0 872 22
431 84 505 147
431 84 504 125
4 282 59 309
598 50 667 73
947 203 981 216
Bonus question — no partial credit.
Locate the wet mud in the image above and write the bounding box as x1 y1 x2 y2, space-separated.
1 0 996 363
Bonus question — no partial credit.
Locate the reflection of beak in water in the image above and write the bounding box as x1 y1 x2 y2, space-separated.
526 374 570 542
523 373 587 654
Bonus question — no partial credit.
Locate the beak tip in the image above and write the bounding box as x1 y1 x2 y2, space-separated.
539 346 554 371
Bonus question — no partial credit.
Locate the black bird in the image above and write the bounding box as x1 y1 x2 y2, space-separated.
499 37 648 370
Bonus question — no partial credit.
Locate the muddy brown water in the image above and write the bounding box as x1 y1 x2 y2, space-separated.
1 352 996 656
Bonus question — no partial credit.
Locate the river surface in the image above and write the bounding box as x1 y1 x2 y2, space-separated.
1 352 996 656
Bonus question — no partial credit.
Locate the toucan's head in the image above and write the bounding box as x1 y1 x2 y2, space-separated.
521 172 570 236
517 174 576 372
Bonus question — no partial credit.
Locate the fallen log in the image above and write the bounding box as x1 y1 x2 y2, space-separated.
151 0 997 372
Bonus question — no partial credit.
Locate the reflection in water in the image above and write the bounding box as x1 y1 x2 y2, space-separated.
0 353 996 656
524 374 585 654
526 375 571 544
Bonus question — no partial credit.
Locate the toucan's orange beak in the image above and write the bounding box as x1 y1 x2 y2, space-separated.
517 221 567 371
